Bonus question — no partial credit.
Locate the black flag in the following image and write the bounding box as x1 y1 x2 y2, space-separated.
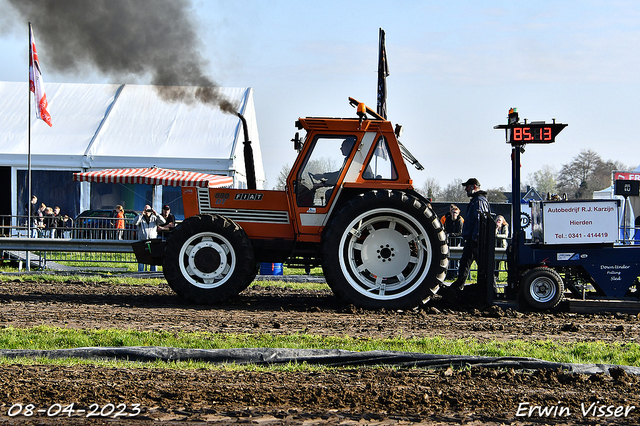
377 28 390 119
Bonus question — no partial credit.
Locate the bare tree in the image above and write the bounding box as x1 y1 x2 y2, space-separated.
440 178 468 203
273 164 291 190
526 165 558 196
416 177 442 200
558 150 628 199
592 159 628 193
557 150 602 199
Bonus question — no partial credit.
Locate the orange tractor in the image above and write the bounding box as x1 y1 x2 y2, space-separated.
139 98 449 309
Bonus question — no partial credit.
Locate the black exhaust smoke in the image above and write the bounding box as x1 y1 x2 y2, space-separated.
5 0 237 112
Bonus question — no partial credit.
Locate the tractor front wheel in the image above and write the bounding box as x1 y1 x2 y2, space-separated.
163 214 256 304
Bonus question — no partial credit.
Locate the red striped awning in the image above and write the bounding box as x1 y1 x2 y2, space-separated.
73 167 234 188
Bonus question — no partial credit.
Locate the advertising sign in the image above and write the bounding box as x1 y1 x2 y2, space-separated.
613 170 640 181
542 200 619 244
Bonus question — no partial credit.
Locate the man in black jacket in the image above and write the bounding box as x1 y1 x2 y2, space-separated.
450 178 490 291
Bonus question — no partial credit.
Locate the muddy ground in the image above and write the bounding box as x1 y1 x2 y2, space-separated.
0 277 638 425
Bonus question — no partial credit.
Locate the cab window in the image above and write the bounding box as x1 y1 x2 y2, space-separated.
363 136 397 180
296 135 356 207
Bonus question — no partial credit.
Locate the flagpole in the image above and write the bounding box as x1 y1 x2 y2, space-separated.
376 28 389 120
27 22 32 271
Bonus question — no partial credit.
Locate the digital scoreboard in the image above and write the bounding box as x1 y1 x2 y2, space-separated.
505 123 567 144
494 109 567 145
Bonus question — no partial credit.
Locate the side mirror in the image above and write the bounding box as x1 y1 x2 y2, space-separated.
291 132 302 151
394 124 403 138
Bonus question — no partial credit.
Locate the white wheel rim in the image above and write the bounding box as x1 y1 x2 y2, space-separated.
529 276 557 303
338 208 432 301
179 231 236 289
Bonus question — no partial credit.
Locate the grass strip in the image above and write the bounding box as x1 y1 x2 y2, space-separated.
0 273 166 286
0 356 334 372
0 326 638 367
0 357 340 372
0 272 328 291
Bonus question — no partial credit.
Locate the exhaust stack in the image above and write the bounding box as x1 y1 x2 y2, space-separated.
237 112 257 190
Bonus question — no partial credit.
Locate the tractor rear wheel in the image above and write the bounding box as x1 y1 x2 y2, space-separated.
519 267 564 311
163 214 256 304
321 190 448 309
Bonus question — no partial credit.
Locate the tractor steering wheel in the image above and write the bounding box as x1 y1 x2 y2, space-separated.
308 172 327 187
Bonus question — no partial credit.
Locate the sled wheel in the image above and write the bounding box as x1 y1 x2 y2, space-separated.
321 190 448 309
519 267 564 311
163 214 255 304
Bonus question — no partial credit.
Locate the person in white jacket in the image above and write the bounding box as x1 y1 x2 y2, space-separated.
134 205 165 271
135 205 165 240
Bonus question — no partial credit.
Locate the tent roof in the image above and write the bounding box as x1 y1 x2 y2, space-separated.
73 167 234 188
85 85 250 160
0 82 264 185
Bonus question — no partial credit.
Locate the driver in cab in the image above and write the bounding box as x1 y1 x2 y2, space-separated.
309 138 355 189
297 137 356 207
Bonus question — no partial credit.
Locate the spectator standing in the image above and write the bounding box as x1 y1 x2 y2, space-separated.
59 214 73 238
440 204 464 280
52 206 63 238
25 195 39 236
114 205 125 240
42 206 56 238
33 203 46 237
134 205 165 271
440 204 464 246
157 205 176 239
494 215 509 277
495 215 509 248
24 196 37 237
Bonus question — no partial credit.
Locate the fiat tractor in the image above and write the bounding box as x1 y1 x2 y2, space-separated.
135 98 449 309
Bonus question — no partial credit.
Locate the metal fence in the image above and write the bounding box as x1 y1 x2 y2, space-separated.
0 215 141 269
2 214 139 240
0 214 510 272
447 238 509 278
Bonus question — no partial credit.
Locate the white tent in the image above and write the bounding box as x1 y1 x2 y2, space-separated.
0 82 264 218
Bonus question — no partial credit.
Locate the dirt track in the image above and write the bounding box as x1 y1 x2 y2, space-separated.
0 278 638 425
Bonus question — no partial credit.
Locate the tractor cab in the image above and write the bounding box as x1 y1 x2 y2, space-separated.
286 98 421 238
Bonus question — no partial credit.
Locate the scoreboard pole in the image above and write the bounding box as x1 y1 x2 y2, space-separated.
511 143 522 255
494 109 567 272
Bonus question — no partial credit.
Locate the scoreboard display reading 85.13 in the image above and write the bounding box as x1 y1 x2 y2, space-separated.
511 126 553 142
506 123 567 144
494 110 568 145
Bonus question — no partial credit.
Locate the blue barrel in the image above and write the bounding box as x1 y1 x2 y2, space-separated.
259 262 283 275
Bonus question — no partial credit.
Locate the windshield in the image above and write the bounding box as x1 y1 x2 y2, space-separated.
296 135 356 207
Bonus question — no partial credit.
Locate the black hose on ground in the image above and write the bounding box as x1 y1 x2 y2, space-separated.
0 347 637 376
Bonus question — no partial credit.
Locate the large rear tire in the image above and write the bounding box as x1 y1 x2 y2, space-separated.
163 214 256 304
321 190 448 309
519 267 564 311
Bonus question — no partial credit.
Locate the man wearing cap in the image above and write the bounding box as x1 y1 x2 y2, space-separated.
450 178 491 291
157 205 176 236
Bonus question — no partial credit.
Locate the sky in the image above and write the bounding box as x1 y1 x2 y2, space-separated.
1 0 639 192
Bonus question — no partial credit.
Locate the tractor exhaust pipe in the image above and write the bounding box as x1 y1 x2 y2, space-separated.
237 112 257 190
